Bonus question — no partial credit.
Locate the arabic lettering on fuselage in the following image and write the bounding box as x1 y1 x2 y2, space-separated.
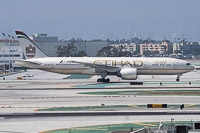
154 60 167 64
94 60 143 67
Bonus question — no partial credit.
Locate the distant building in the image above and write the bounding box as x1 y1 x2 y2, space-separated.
34 40 109 57
111 43 137 53
173 41 200 55
172 42 184 53
140 42 172 55
33 33 58 42
127 43 137 53
0 40 23 69
0 36 109 60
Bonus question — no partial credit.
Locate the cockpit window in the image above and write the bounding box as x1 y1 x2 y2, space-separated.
186 63 191 66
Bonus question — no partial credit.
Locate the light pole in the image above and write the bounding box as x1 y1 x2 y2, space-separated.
12 36 14 72
8 34 11 73
1 48 5 75
2 33 5 75
171 118 174 132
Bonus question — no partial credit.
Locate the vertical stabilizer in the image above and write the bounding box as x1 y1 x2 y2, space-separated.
15 31 47 59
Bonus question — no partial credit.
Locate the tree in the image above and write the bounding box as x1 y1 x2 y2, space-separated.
152 51 159 56
174 50 182 54
96 46 112 57
143 50 151 57
56 41 87 57
97 45 133 57
190 45 200 55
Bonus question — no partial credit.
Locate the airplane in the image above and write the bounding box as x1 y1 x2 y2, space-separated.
15 30 195 83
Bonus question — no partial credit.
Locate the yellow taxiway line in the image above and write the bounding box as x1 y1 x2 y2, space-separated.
68 128 107 130
133 122 158 127
128 105 138 107
185 104 196 107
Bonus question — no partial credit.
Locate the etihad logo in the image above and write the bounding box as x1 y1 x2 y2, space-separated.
26 45 36 58
94 60 143 67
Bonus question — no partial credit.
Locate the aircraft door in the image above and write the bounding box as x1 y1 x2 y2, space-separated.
143 61 150 74
143 61 148 68
173 62 178 68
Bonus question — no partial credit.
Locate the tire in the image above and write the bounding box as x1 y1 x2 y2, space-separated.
105 78 110 83
97 79 101 82
102 78 106 83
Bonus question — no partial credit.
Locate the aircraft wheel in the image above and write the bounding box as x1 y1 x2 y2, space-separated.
97 78 110 83
97 78 102 82
101 78 106 83
176 75 180 82
105 78 110 83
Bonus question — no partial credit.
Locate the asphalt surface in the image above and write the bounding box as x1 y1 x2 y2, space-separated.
0 69 200 132
1 111 200 118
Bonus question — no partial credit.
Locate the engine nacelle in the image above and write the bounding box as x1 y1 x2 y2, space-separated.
118 68 137 80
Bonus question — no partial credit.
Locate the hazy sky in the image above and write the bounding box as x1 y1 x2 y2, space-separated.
0 0 200 41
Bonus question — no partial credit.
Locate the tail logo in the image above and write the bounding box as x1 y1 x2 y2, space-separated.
26 45 36 58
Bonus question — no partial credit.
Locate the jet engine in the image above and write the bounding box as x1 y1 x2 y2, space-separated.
118 68 137 80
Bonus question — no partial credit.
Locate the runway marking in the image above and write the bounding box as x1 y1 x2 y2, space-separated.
80 89 200 96
74 83 129 88
40 128 70 133
133 122 158 127
40 126 107 132
128 105 138 107
68 128 107 130
185 104 196 107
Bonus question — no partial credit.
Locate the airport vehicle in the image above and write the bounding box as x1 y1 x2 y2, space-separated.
15 31 195 82
22 73 33 80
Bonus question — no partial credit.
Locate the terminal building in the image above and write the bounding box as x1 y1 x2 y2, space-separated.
32 33 109 57
35 39 109 57
32 33 58 42
0 40 23 72
0 33 110 72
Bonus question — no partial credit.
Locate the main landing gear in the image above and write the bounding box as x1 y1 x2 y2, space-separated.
176 75 180 82
97 71 110 83
97 78 110 83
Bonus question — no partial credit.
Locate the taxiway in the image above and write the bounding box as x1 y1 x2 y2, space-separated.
0 69 200 132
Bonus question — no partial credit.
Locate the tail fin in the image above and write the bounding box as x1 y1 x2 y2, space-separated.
15 30 47 59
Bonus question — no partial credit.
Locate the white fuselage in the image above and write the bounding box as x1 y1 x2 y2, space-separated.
16 57 194 76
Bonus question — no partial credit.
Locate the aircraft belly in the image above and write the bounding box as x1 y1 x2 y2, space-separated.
137 68 190 75
38 67 97 75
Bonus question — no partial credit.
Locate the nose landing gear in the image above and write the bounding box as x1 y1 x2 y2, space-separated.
176 75 180 82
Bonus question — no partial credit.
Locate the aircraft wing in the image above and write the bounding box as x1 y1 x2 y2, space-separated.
15 60 41 67
69 61 120 73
